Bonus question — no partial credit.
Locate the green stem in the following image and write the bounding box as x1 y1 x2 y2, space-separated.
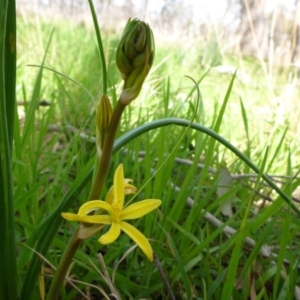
89 101 126 199
46 100 126 299
46 228 82 300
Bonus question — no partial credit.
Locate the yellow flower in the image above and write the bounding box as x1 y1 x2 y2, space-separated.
62 164 161 261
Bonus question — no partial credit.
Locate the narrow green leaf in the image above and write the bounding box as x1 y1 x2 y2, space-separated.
273 150 292 299
221 232 245 298
21 28 54 150
4 0 16 151
273 215 290 299
199 72 236 189
207 268 227 299
241 217 276 276
239 97 251 174
239 97 249 140
166 232 191 299
266 126 288 173
87 0 107 95
221 147 269 299
0 0 17 298
166 145 204 229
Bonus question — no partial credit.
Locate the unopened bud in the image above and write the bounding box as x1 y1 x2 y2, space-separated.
116 18 155 104
96 95 113 157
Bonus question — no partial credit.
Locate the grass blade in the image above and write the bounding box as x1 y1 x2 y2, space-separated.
87 0 107 95
221 147 269 299
4 0 16 150
167 232 191 299
0 0 17 298
21 28 54 150
199 72 236 187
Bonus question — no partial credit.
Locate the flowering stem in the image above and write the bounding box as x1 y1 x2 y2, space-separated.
89 100 126 200
46 228 82 300
46 100 126 299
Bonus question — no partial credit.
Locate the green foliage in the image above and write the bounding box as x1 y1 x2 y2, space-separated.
0 1 17 299
3 7 300 299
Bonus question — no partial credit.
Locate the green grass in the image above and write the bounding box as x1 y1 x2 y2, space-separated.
5 8 300 299
0 0 17 298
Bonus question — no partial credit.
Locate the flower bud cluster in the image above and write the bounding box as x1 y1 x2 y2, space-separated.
116 18 155 104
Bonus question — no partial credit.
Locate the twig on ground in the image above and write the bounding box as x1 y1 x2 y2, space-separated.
154 253 176 300
128 150 300 202
48 124 96 143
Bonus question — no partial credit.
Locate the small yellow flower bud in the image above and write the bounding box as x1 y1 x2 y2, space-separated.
116 18 155 105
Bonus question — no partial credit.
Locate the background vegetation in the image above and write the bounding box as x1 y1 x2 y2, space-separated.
4 0 300 298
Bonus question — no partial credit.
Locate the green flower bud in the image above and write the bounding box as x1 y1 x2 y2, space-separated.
96 94 113 157
116 18 155 104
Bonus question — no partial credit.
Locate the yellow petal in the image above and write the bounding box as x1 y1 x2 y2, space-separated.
120 221 153 261
105 185 114 204
61 211 111 224
120 200 161 220
78 200 113 217
104 181 136 204
77 215 112 224
124 183 137 195
124 178 133 184
114 164 125 208
98 222 121 244
61 212 82 221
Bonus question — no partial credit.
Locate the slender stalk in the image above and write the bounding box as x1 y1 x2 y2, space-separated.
46 100 126 299
46 228 82 300
89 101 126 200
44 0 112 294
